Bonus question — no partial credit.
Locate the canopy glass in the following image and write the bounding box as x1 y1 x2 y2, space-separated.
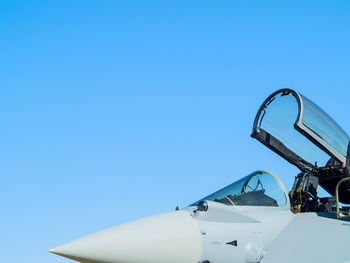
252 89 349 171
193 171 287 207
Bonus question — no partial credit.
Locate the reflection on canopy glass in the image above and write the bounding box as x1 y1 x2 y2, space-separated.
193 171 287 207
257 92 331 167
301 95 349 161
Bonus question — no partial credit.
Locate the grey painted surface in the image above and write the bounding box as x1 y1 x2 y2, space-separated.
262 213 350 263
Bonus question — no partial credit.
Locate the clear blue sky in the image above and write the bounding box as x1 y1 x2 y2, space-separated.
1 1 350 262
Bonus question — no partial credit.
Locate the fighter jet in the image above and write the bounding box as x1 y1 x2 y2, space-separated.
49 89 350 263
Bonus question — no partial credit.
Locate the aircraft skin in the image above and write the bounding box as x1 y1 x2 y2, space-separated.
49 89 350 263
49 197 350 263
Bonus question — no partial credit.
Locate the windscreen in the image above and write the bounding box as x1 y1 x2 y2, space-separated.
193 171 287 207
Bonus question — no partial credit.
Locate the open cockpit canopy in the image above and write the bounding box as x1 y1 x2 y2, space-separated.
252 89 349 170
252 89 350 203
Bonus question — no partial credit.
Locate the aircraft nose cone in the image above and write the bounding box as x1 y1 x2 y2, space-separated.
49 211 202 263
